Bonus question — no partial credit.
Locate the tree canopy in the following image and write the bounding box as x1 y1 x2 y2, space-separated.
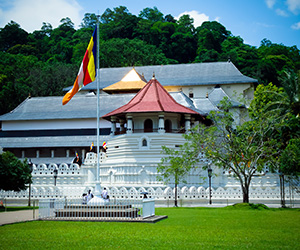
0 151 32 191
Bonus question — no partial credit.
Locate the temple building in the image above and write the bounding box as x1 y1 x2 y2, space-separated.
1 61 292 205
0 61 255 165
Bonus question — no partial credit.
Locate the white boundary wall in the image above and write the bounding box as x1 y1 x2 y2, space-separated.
0 162 299 207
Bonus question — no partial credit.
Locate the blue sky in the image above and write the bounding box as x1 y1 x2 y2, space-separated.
0 0 299 48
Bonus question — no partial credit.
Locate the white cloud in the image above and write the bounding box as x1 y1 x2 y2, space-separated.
286 0 300 14
0 0 83 32
291 21 300 29
265 0 276 9
175 10 210 28
276 8 289 16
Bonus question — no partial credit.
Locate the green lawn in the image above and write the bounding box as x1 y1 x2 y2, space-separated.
0 205 299 249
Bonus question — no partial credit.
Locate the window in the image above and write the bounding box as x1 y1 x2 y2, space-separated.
189 92 194 98
144 119 153 132
140 136 150 149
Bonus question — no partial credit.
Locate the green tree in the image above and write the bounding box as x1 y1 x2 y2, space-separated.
195 21 231 62
182 98 278 203
100 38 170 67
0 52 38 115
157 145 199 207
80 13 98 28
0 151 32 191
47 18 76 63
100 6 139 40
220 36 258 77
257 39 300 86
27 23 52 61
169 15 197 63
138 7 164 23
248 83 284 118
29 62 77 97
0 21 28 51
280 138 300 176
249 76 300 206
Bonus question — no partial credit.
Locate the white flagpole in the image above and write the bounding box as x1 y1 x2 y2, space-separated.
95 15 101 196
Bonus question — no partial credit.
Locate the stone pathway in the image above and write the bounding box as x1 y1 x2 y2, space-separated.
0 210 37 226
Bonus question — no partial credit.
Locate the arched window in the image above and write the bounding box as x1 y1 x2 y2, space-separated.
165 119 172 133
144 119 153 132
142 139 147 147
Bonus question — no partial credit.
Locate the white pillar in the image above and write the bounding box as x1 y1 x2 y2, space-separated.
127 115 133 134
185 114 191 132
158 114 165 133
51 150 55 158
81 149 85 161
22 150 25 158
111 116 116 135
66 149 70 158
36 150 40 158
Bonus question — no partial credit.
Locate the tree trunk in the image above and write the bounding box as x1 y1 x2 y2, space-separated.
238 175 250 203
280 174 286 208
243 191 249 203
174 182 178 207
242 183 249 203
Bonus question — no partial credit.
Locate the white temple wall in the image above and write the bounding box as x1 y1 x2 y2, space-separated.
164 83 252 101
1 159 299 207
2 118 111 131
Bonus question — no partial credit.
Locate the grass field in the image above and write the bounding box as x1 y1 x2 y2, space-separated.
0 205 299 249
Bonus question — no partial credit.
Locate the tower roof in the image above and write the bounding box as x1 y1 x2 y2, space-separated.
102 77 202 120
103 68 147 94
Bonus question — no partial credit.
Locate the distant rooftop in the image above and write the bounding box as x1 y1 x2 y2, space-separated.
63 62 258 92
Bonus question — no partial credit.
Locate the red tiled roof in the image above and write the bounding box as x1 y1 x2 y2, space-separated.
102 78 200 119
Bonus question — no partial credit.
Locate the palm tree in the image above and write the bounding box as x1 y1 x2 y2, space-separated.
264 70 300 207
265 70 299 117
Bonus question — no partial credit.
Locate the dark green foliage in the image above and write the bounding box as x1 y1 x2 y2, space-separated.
280 138 300 176
0 21 28 51
80 13 98 28
0 151 32 191
100 38 171 67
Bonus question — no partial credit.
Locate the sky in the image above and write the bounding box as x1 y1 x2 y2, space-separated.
0 0 299 48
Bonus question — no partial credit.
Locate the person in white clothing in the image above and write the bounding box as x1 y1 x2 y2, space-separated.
86 190 93 202
101 188 108 199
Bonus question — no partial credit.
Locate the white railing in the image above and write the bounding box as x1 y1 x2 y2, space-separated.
38 198 155 221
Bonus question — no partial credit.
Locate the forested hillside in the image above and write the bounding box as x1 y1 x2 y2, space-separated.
0 6 299 115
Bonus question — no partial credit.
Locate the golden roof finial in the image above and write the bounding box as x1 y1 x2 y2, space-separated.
152 72 155 79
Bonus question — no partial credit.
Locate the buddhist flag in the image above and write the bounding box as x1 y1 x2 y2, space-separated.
62 27 97 105
90 142 94 151
102 141 107 150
